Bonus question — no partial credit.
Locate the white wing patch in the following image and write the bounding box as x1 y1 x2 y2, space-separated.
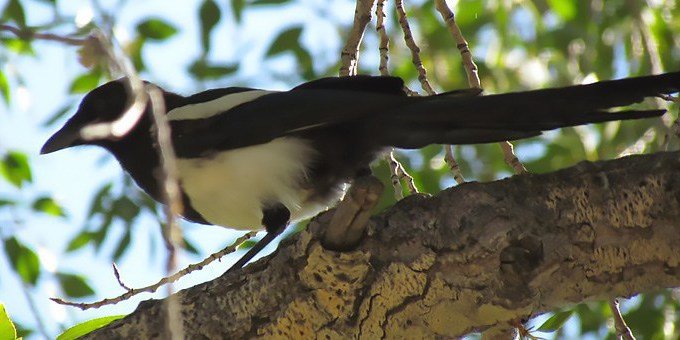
167 90 276 121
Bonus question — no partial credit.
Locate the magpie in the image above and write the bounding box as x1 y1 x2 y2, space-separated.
41 72 679 271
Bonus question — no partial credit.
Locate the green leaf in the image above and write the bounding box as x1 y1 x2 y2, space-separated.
188 59 238 79
56 272 95 298
66 232 93 252
136 18 178 41
182 236 200 255
0 198 15 207
199 0 221 53
112 196 140 222
1 0 26 28
1 37 34 55
266 26 303 56
31 196 66 217
14 320 33 338
4 237 41 285
42 102 75 127
112 230 131 261
547 0 576 21
237 239 257 250
69 72 101 94
231 0 245 23
0 151 32 188
57 315 126 340
0 70 9 105
0 303 17 340
536 309 574 332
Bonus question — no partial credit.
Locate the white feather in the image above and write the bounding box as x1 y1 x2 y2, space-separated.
176 137 338 230
167 90 276 121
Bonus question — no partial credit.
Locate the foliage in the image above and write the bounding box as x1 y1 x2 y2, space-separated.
0 0 678 338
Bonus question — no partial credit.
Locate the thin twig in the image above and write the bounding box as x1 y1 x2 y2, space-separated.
433 0 480 89
388 150 405 200
50 232 257 310
609 298 636 340
433 0 526 175
500 141 528 174
444 145 465 184
375 1 417 198
394 0 435 95
112 263 132 291
375 0 390 76
0 24 87 45
148 86 185 339
339 0 376 76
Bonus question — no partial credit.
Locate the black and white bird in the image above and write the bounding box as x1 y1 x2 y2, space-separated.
41 72 680 270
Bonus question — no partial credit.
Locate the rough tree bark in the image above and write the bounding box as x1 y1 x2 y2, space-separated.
86 151 680 339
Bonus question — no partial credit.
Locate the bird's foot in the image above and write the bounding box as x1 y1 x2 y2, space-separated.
322 175 384 251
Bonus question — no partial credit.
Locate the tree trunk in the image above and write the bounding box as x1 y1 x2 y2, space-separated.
86 151 680 339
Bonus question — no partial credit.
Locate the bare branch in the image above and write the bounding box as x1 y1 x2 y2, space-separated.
433 0 480 89
433 1 526 175
609 299 636 340
500 141 528 174
394 0 435 95
375 0 390 76
0 24 87 45
50 232 256 310
112 263 132 292
444 144 465 184
339 0 376 76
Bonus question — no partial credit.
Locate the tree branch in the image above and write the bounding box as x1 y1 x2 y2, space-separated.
84 151 680 338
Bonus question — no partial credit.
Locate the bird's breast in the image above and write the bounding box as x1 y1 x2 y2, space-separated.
176 137 341 230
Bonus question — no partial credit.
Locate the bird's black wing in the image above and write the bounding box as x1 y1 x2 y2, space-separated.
170 76 410 158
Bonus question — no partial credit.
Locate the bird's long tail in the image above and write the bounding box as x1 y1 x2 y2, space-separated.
383 71 680 148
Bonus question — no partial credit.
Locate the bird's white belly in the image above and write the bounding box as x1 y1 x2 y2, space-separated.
176 137 333 230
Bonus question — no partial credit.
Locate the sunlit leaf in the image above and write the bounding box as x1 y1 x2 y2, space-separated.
136 18 178 41
0 70 9 105
57 315 126 340
231 0 244 23
1 0 26 27
0 151 32 188
266 26 303 56
14 320 33 338
1 37 34 55
42 102 75 127
182 236 200 255
0 303 17 340
31 196 66 217
189 59 238 79
4 237 41 285
66 232 94 252
69 72 101 94
56 272 95 298
536 309 574 332
112 230 131 261
113 196 140 223
0 198 15 207
237 239 257 250
199 0 221 53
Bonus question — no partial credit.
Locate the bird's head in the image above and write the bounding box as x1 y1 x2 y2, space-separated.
41 79 138 154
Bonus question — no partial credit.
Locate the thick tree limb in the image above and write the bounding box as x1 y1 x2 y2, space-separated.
85 151 680 339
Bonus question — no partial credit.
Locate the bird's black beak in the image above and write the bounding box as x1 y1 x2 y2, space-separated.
40 122 83 155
